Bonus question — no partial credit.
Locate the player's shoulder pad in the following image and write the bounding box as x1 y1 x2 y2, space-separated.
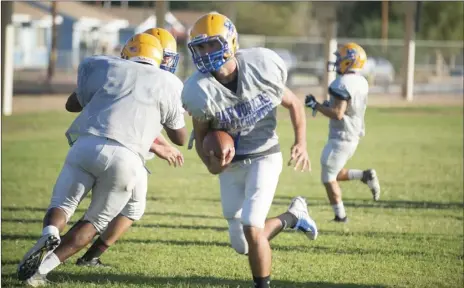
181 71 211 121
153 69 184 100
329 76 351 100
237 47 288 84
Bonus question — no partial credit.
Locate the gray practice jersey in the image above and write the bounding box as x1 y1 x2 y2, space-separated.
65 55 185 161
328 73 369 141
182 48 287 155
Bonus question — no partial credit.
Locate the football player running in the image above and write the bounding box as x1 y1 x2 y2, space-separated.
182 12 318 288
17 33 187 286
305 43 381 223
75 27 183 268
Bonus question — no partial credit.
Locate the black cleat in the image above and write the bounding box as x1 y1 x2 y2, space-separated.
76 257 111 268
333 216 348 223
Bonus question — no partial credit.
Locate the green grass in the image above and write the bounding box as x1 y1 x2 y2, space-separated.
1 106 463 288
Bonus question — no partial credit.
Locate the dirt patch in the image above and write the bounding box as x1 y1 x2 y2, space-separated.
9 91 463 115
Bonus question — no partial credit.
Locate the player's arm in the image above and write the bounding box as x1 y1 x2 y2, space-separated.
154 134 170 146
192 118 225 175
281 86 306 146
65 91 83 112
164 126 187 146
149 136 184 167
315 97 347 120
281 86 310 172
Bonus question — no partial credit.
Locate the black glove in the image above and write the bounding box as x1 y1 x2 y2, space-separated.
305 95 319 110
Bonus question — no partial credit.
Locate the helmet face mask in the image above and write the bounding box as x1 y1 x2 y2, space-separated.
188 36 230 73
188 13 238 74
161 49 180 73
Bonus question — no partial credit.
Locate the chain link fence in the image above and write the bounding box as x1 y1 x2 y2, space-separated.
13 36 463 95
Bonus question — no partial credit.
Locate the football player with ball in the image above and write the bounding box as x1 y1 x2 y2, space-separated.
182 12 318 288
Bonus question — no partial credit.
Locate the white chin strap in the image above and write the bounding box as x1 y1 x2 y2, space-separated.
128 56 157 66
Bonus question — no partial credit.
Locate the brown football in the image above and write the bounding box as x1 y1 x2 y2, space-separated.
203 130 235 159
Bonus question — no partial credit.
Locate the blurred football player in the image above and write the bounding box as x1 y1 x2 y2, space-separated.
305 42 381 222
182 12 318 288
75 27 183 268
17 33 187 286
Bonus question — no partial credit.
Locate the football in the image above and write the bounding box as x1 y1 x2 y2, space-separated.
203 130 234 159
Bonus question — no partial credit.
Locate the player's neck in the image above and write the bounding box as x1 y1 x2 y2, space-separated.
212 59 238 84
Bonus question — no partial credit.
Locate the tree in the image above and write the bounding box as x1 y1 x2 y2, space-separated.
418 1 464 41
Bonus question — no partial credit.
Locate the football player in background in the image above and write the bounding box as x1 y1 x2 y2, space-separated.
305 43 381 223
17 33 187 286
75 27 183 267
182 12 318 288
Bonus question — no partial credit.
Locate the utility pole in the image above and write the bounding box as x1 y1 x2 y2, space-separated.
156 0 169 28
47 1 58 84
381 0 389 53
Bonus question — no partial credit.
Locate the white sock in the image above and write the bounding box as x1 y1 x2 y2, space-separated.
42 225 60 238
38 253 61 275
348 169 363 180
332 202 346 219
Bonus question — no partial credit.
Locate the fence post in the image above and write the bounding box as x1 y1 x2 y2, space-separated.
1 1 14 116
401 1 416 102
324 21 337 101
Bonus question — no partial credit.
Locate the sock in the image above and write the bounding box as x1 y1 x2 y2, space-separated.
42 225 59 238
332 202 346 219
253 275 271 288
38 253 61 275
348 169 363 180
277 212 298 229
81 237 109 261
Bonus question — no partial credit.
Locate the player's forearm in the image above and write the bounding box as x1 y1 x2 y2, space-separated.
194 141 222 174
316 104 343 120
149 142 163 154
154 134 170 146
289 102 307 144
195 140 211 168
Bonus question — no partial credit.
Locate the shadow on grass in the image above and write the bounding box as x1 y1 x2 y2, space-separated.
1 206 223 220
272 196 464 210
3 233 457 261
2 272 388 288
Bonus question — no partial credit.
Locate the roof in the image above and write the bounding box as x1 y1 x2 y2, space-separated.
13 2 50 20
34 1 120 22
104 6 155 27
171 10 207 28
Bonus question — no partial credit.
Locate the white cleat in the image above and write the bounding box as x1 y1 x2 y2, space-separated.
363 169 381 201
18 234 60 281
25 272 53 287
287 196 318 240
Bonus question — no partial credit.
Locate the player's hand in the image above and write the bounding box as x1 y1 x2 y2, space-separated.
305 95 318 110
288 142 311 172
208 147 235 174
153 145 184 167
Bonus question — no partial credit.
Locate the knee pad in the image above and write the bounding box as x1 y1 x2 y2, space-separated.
227 218 248 255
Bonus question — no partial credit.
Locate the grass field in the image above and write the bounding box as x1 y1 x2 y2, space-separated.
1 106 463 288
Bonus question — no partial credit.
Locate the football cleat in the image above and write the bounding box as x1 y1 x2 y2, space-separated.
362 169 381 201
76 257 111 268
18 234 60 281
287 196 318 240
